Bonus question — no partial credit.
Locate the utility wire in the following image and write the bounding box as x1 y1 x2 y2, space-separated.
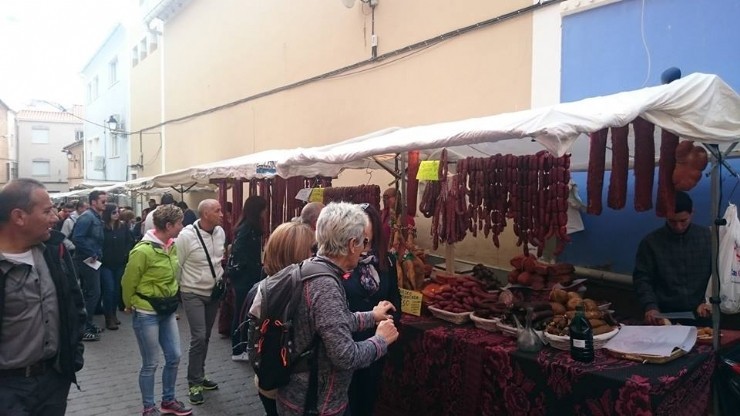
134 0 565 135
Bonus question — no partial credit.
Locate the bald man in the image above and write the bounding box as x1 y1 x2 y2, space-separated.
299 202 325 230
175 199 226 404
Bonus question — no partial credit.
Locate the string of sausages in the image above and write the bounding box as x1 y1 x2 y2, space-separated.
427 150 571 256
587 119 706 218
322 185 381 211
245 176 333 236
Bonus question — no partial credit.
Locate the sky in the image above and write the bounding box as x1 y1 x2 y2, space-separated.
0 0 133 110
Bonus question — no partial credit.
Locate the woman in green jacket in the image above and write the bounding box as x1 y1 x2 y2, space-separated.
122 205 192 416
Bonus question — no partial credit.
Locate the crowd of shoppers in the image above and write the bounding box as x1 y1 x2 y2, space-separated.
4 179 404 416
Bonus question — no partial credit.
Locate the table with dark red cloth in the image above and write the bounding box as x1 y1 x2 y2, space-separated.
375 314 715 416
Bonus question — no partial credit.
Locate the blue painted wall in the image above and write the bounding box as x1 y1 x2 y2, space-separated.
559 0 740 273
562 0 740 101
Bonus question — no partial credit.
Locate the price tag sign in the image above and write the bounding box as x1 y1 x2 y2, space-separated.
416 160 440 181
294 188 312 201
309 187 325 203
399 288 423 316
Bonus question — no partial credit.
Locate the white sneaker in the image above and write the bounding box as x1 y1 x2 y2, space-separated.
231 352 249 362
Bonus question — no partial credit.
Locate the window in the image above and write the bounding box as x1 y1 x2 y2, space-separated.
32 160 50 176
109 58 118 85
31 127 49 144
110 134 119 157
139 38 148 60
92 76 99 99
149 32 158 52
87 83 92 103
75 130 84 140
132 46 139 66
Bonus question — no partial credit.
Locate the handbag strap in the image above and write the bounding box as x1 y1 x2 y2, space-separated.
193 222 217 280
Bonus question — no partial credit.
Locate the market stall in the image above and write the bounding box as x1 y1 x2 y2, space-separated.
114 73 740 414
376 315 721 416
277 73 740 340
266 73 740 414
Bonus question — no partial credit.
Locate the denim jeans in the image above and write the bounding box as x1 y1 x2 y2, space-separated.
0 369 71 416
132 311 181 409
76 259 101 331
100 265 125 315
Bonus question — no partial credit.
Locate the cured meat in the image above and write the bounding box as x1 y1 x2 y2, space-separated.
656 129 679 217
673 141 708 191
587 129 608 215
607 125 629 210
406 151 420 216
632 117 655 212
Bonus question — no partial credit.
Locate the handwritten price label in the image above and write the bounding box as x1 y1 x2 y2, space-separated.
309 188 325 203
416 160 440 181
399 288 423 316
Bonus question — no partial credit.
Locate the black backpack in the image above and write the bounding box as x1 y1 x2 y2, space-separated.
242 259 338 392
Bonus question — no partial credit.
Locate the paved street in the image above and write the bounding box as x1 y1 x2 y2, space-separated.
67 307 264 415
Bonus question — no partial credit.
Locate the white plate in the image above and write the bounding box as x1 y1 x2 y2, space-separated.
544 326 620 342
553 278 587 290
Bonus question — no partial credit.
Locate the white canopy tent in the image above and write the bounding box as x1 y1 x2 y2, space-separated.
135 128 401 189
277 73 740 175
132 72 739 349
274 72 740 352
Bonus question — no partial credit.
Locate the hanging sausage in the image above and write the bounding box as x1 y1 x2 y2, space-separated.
632 117 655 212
656 129 679 217
607 125 629 210
587 129 608 215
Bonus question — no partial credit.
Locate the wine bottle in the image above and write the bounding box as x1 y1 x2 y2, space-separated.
569 303 594 362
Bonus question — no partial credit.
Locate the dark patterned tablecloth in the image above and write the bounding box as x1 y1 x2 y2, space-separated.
375 315 714 416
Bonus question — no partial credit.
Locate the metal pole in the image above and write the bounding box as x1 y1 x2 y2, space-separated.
710 151 720 351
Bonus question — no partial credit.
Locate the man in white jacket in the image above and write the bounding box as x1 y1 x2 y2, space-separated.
175 199 226 405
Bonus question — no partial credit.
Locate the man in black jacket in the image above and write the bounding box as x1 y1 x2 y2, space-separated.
0 178 86 415
633 191 712 325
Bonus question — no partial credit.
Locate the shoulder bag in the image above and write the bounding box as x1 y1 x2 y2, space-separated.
194 223 225 301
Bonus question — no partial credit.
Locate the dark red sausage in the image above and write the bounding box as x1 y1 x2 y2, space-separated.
587 129 608 215
632 117 655 212
656 129 679 217
607 125 629 210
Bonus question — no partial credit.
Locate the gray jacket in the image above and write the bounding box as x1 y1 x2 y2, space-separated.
277 258 388 416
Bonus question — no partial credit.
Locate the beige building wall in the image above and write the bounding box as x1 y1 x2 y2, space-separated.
133 0 539 268
64 141 85 188
0 103 10 184
129 33 163 178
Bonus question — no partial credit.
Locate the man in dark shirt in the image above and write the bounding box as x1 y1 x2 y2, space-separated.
72 190 108 340
633 191 712 325
0 178 86 415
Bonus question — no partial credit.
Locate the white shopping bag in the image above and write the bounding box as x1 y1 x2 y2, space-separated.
719 204 740 314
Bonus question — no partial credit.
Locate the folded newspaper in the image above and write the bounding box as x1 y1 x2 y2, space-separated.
603 325 697 357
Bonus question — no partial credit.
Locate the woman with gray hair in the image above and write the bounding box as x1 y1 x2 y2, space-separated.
277 202 399 416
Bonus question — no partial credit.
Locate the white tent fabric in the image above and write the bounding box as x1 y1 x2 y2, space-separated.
139 128 400 187
135 73 738 186
278 73 740 175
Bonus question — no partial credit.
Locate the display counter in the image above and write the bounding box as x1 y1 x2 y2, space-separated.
376 315 719 416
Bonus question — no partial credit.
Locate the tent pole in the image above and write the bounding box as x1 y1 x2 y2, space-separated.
400 152 407 229
710 148 720 351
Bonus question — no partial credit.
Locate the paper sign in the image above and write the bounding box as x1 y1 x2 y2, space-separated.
399 288 423 316
84 257 102 270
416 160 440 181
295 188 312 201
309 187 325 203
